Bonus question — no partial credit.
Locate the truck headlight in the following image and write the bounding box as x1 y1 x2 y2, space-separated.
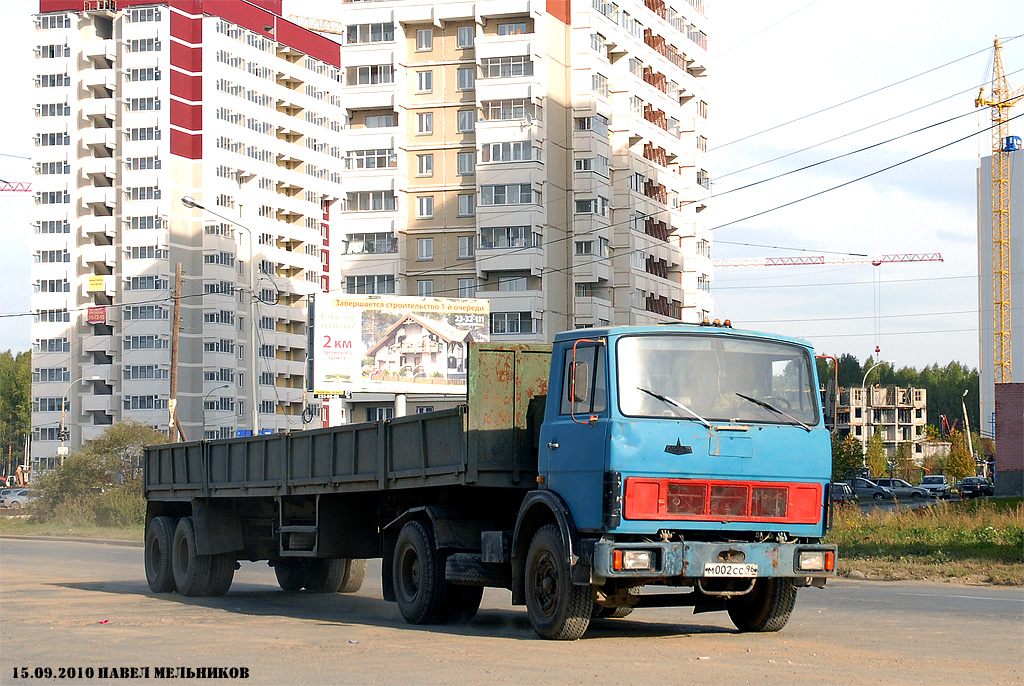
612 549 654 571
796 550 835 572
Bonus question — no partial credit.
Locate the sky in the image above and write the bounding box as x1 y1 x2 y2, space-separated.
1 0 1021 373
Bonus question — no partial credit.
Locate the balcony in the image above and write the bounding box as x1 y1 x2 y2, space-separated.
82 333 115 355
81 394 116 414
81 186 115 209
80 40 115 62
80 71 115 93
81 128 115 151
80 99 115 121
82 275 116 298
81 216 115 240
81 157 115 180
81 244 115 268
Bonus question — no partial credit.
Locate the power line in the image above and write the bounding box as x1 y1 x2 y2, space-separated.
713 273 979 290
716 0 822 58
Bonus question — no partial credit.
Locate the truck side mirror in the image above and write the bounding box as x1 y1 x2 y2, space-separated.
572 362 590 403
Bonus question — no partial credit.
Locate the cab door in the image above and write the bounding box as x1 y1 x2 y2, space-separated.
539 341 609 531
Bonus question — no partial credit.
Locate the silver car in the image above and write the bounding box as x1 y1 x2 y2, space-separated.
847 478 896 502
2 488 32 509
874 478 931 499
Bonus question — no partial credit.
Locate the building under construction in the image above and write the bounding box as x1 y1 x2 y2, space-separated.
835 385 928 459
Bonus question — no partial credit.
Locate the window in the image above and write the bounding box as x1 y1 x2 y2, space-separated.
417 112 433 134
458 278 476 298
559 344 607 415
575 115 608 136
417 153 434 177
457 67 474 91
365 113 396 128
354 64 394 85
416 70 433 92
417 280 434 297
417 237 434 260
417 195 434 218
367 407 394 422
591 73 609 97
498 276 527 291
457 109 475 133
346 22 395 44
481 141 535 163
345 190 397 212
480 226 536 248
458 236 474 258
480 184 537 206
458 194 475 217
481 99 538 121
491 312 536 334
416 28 433 50
497 22 527 35
590 33 608 58
480 56 533 78
575 155 609 176
574 196 609 217
345 148 396 169
457 152 474 175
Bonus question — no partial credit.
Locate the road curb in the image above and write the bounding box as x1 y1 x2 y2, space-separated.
0 534 143 547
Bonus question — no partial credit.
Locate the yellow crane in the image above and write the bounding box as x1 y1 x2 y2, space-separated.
975 37 1024 383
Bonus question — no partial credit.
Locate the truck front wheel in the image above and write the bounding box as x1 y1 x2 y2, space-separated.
524 524 593 640
726 578 797 632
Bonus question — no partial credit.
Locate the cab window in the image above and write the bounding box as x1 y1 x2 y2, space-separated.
559 344 607 416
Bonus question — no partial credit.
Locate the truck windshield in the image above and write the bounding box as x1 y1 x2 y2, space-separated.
617 334 820 426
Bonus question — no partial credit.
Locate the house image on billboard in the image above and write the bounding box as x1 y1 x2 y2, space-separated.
366 313 473 382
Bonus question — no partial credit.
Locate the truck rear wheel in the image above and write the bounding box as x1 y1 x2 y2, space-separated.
171 517 213 597
338 559 367 594
145 516 177 593
274 560 308 592
204 554 235 596
393 520 476 624
726 578 797 632
305 559 348 593
525 524 593 640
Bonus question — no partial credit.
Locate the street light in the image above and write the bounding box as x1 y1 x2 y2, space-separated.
202 384 230 437
962 389 976 475
181 195 259 436
860 360 895 465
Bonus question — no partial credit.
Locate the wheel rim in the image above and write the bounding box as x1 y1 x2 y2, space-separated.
530 550 559 618
397 544 421 603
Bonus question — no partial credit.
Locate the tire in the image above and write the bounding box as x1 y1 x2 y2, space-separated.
339 559 367 594
727 578 797 632
204 553 235 596
172 517 213 597
393 520 450 624
145 516 177 593
274 560 308 592
305 559 347 593
442 585 484 624
524 524 593 640
593 587 640 619
910 492 921 499
873 493 885 501
11 501 22 509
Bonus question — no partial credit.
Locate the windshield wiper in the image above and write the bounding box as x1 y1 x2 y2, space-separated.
637 387 712 429
735 393 812 432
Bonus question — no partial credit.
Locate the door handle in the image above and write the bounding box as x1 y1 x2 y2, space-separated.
546 442 559 450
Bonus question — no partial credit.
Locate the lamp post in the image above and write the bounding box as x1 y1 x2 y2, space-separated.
860 360 895 465
202 384 230 437
962 389 976 475
181 196 259 436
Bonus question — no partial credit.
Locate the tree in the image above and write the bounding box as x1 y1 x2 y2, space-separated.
893 442 912 481
946 430 974 482
0 350 31 481
865 430 887 478
831 433 862 481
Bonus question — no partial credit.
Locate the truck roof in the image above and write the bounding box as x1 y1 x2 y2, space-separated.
552 323 816 351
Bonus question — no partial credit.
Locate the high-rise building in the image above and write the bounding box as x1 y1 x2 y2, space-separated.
314 0 712 337
30 0 344 469
30 0 712 465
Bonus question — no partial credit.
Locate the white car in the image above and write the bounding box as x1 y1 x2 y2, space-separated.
919 475 951 499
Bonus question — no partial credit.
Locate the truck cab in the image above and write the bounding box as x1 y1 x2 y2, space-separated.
521 323 836 637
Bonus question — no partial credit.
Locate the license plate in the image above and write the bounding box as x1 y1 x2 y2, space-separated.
703 562 758 577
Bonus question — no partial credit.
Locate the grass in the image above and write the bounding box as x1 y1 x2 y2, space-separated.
825 497 1024 585
0 514 143 542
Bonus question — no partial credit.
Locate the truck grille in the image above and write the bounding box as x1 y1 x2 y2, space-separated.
627 478 819 524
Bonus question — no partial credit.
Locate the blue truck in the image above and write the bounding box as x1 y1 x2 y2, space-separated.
143 323 837 640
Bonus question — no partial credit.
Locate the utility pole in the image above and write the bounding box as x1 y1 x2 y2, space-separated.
169 263 183 442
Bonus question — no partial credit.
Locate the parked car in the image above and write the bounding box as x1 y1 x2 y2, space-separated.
958 476 995 499
831 482 859 505
919 475 952 499
847 477 896 501
874 478 931 499
1 488 32 509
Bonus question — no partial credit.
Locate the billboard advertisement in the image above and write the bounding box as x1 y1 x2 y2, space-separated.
311 294 490 395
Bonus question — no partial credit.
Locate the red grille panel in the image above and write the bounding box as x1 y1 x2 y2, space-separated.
624 477 821 524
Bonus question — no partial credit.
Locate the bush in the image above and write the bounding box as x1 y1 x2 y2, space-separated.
95 485 145 527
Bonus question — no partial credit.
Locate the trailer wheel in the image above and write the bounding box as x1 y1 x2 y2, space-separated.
393 520 449 624
273 560 308 592
144 516 177 593
726 578 797 632
442 586 483 624
305 559 348 593
338 559 367 594
204 554 235 596
171 517 213 597
525 524 593 640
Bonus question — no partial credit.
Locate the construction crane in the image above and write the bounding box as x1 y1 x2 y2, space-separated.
712 252 943 268
287 14 345 36
976 37 1024 384
0 180 31 192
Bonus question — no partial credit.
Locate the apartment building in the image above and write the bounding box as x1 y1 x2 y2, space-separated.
836 385 929 458
302 0 713 337
29 0 344 469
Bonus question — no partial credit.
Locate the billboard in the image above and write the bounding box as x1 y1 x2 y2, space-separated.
311 294 490 395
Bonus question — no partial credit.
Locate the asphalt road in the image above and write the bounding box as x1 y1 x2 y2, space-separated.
1 537 1021 685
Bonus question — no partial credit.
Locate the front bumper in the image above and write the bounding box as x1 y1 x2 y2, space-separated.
591 539 838 583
